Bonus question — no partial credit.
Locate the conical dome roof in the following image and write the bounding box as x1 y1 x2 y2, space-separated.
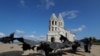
58 13 63 20
50 13 57 19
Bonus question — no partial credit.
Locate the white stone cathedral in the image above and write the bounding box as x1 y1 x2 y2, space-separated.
47 13 75 42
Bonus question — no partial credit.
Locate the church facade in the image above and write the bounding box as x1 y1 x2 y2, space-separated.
47 13 75 42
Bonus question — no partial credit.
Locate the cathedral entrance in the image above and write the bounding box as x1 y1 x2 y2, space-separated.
51 37 55 42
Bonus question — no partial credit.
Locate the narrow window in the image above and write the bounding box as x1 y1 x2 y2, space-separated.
51 37 55 42
52 21 54 25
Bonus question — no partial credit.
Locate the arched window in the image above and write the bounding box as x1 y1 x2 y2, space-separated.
51 37 55 42
52 27 54 31
55 27 57 31
52 21 54 25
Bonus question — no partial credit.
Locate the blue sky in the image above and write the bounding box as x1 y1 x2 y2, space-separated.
0 0 100 40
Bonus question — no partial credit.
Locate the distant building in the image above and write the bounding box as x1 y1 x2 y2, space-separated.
47 13 75 42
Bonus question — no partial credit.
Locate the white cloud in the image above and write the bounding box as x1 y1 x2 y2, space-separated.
0 32 6 37
16 30 24 34
15 29 46 41
39 35 46 41
24 35 35 38
38 0 55 9
20 0 25 7
19 34 36 40
23 34 46 41
61 10 79 19
71 25 86 32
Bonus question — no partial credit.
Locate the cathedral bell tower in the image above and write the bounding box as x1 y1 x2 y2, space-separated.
47 13 64 42
49 13 58 32
47 13 75 42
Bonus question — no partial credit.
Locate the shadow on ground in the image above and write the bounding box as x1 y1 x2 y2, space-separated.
0 51 23 56
0 49 86 56
62 49 85 56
